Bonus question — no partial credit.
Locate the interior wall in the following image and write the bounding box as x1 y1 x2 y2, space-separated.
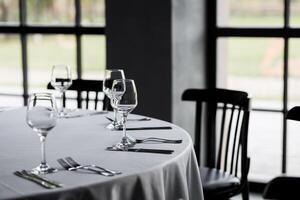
172 0 206 138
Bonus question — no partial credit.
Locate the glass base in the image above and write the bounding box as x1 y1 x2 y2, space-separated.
58 108 77 118
31 163 57 175
114 137 136 150
106 121 122 130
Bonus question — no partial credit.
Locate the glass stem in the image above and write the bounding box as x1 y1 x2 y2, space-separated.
40 135 47 165
60 91 64 115
113 108 117 125
122 113 127 141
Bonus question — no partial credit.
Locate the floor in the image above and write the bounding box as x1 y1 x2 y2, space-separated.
232 193 264 200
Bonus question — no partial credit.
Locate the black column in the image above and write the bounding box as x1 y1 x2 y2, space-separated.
105 0 172 121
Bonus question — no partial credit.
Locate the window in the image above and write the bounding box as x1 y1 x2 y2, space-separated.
208 0 300 182
0 0 105 106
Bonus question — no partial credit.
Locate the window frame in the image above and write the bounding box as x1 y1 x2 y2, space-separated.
206 0 294 180
0 0 105 105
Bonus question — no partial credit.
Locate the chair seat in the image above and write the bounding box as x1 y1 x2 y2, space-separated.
263 176 300 199
200 167 241 199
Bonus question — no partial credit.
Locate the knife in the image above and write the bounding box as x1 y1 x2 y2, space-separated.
106 147 174 154
64 111 108 118
115 126 172 131
21 170 62 188
14 171 56 189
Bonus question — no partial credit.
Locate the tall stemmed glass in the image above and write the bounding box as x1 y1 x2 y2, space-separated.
103 69 125 129
51 64 72 117
26 93 58 174
111 79 138 150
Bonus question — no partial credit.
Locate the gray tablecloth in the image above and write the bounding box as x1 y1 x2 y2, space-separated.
0 108 203 200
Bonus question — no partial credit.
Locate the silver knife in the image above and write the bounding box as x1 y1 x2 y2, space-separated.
21 170 62 188
64 111 108 118
14 171 56 189
106 147 174 154
115 126 172 131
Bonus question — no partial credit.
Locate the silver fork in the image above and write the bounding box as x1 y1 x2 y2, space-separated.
57 158 112 176
106 116 151 122
65 157 121 175
135 137 182 144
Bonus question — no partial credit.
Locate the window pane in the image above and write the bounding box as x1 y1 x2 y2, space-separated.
28 34 76 93
0 96 23 107
0 0 19 24
248 112 282 181
81 0 105 26
217 38 284 110
82 35 106 79
288 39 300 109
287 120 300 175
290 0 300 27
0 34 22 95
27 0 75 25
217 0 283 27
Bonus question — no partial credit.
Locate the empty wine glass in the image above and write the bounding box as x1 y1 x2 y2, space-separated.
26 93 58 174
103 69 125 129
111 79 138 150
51 64 72 117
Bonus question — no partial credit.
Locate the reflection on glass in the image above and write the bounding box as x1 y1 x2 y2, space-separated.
28 34 76 93
81 0 105 26
0 34 22 95
27 0 75 25
248 112 282 181
0 0 19 24
217 37 284 110
217 0 283 27
82 35 106 79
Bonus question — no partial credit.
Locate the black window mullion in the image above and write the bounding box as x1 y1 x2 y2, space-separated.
19 0 28 105
75 0 82 79
282 0 291 174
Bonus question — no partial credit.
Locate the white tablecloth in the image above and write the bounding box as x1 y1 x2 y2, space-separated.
0 108 203 200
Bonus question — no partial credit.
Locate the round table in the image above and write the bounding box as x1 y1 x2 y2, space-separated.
0 108 203 200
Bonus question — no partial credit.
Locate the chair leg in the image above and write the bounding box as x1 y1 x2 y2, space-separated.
242 183 249 200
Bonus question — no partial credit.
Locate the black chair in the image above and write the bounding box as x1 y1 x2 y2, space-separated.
182 88 251 200
263 176 300 199
47 79 111 111
262 106 300 199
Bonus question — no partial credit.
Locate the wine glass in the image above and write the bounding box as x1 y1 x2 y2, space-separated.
51 64 72 117
103 69 125 129
111 79 138 150
26 93 58 174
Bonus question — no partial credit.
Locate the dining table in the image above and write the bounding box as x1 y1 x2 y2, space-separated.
0 107 203 200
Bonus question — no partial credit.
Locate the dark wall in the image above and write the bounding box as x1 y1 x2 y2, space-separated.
105 0 172 121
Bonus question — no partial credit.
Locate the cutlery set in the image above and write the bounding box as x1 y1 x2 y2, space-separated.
15 157 121 188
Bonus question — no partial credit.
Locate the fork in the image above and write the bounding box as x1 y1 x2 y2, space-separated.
135 137 182 144
105 116 151 122
65 157 121 175
57 158 112 176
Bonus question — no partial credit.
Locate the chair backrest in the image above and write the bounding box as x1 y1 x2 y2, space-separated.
47 79 111 111
182 88 250 178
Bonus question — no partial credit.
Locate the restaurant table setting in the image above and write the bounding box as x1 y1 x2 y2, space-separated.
0 68 203 200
